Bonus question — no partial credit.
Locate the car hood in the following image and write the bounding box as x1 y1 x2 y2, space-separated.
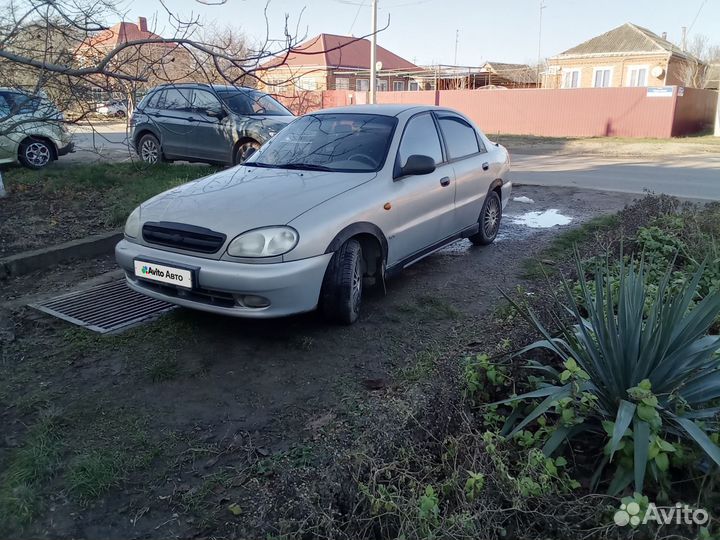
231 114 294 133
140 166 375 237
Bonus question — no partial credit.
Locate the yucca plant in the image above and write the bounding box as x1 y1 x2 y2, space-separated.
498 251 720 493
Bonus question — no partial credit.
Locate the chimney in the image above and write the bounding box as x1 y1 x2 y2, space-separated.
661 31 667 40
138 16 148 33
681 26 687 51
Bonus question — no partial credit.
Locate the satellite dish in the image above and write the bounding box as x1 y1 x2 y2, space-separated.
375 61 383 71
651 65 665 78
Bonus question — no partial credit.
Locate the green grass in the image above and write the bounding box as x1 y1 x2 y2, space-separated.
5 162 218 227
0 413 63 532
521 214 619 278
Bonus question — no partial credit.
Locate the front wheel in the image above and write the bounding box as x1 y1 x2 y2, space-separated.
469 191 502 246
320 239 363 325
234 140 260 164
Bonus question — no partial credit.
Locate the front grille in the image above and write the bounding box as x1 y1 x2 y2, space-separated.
143 221 226 254
132 275 236 308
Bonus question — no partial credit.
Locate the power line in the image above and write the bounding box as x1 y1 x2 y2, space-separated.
688 0 708 34
348 0 365 34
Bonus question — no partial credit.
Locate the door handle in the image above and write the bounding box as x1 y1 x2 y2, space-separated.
482 162 490 171
186 117 197 122
440 176 451 187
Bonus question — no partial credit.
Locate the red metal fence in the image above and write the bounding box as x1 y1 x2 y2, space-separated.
278 86 718 138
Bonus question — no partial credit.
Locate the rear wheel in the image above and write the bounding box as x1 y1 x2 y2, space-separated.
138 133 162 164
234 139 260 164
18 138 53 169
469 190 502 245
320 239 363 325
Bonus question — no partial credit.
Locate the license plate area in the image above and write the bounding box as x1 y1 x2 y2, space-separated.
133 259 196 290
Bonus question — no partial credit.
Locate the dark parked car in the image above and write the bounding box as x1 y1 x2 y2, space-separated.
130 84 294 165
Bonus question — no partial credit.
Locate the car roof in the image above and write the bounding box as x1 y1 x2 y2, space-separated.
312 104 434 117
150 83 256 93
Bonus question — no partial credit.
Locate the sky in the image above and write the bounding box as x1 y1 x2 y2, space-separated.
123 0 720 66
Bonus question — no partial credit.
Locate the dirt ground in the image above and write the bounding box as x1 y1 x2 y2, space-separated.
0 185 637 539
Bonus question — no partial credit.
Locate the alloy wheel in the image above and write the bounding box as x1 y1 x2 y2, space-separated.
141 139 159 164
483 196 501 238
25 142 51 167
351 256 362 314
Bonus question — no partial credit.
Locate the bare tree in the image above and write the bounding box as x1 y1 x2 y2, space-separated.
679 33 720 88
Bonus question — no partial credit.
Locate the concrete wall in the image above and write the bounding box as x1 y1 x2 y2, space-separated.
280 86 718 138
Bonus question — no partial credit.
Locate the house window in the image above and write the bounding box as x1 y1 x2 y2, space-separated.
335 78 349 90
356 79 369 91
377 80 388 91
409 81 419 91
393 81 405 91
562 68 581 88
593 67 612 87
266 79 285 93
627 66 649 87
296 77 317 91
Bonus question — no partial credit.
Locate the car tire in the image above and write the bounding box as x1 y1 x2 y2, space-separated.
18 138 53 169
320 239 363 325
469 190 502 246
138 133 163 165
234 140 260 165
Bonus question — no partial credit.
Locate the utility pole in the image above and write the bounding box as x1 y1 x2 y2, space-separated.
537 0 546 87
369 0 378 104
454 29 459 65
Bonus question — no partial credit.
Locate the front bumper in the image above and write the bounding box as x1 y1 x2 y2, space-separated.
58 141 75 156
115 239 332 318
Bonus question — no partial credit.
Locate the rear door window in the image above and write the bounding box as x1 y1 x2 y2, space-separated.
436 113 482 159
162 88 193 111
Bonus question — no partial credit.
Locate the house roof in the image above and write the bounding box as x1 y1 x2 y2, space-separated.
552 22 692 59
481 62 537 84
81 18 171 50
259 33 419 71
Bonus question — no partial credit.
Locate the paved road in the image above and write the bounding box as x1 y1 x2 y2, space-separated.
511 153 720 201
67 124 719 200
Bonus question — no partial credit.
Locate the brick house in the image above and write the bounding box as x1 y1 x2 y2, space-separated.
544 23 706 89
256 33 421 94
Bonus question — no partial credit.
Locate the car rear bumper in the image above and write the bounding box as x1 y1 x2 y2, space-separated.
501 180 512 209
115 239 332 318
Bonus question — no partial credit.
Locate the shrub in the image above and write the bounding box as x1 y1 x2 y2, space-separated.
498 251 720 494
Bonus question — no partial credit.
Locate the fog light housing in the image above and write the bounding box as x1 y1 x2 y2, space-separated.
238 295 271 308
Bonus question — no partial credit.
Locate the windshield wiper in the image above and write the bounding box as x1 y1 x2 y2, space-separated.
277 162 334 172
243 161 275 168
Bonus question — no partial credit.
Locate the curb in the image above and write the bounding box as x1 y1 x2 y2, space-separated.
0 230 123 279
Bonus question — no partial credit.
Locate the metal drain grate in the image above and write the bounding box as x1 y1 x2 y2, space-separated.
32 280 174 333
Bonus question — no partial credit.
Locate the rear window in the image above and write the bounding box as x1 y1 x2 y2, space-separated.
437 114 481 159
0 91 48 115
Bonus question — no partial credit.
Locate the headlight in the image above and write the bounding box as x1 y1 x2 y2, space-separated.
124 207 141 238
227 226 298 257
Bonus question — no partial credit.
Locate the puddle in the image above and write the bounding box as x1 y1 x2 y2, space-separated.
510 209 572 228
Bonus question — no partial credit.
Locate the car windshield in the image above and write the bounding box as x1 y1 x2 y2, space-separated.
216 89 291 116
247 113 397 173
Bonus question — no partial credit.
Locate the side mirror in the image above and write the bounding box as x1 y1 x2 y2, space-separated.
399 154 436 177
206 108 226 119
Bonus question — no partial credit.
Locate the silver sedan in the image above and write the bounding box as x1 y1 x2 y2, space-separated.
115 104 512 324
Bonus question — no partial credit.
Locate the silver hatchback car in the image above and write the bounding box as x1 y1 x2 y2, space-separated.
116 104 511 324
